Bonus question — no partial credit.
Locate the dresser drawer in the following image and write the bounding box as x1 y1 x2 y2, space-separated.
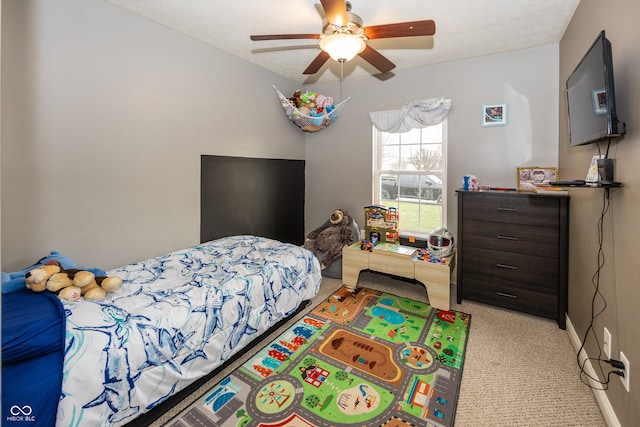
462 219 559 257
461 193 561 227
461 273 558 320
369 251 414 278
462 247 557 289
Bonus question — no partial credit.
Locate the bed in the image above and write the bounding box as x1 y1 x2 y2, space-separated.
2 235 321 426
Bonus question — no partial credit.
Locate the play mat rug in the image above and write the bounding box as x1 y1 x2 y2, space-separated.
168 286 471 427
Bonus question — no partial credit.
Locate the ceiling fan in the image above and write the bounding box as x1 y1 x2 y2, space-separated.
250 0 436 75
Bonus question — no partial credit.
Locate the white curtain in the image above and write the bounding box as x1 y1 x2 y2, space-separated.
369 98 451 133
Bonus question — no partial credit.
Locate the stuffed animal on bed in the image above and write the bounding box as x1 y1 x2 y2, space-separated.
304 209 354 269
24 261 122 301
84 275 122 299
2 250 77 294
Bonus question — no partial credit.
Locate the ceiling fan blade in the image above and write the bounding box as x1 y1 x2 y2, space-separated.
320 0 349 26
365 20 436 40
250 34 320 41
358 44 396 74
303 51 331 74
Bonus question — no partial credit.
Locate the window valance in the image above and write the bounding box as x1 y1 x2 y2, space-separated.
369 97 451 133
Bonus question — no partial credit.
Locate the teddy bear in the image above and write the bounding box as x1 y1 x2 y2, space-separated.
304 209 354 269
24 261 122 301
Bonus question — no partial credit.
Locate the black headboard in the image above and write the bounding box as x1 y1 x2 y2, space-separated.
200 155 305 245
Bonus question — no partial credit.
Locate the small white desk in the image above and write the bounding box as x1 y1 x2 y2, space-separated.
342 243 456 311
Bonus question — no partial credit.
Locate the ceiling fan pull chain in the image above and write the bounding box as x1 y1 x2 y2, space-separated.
340 60 344 101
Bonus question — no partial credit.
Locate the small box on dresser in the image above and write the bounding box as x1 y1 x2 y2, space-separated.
456 189 569 329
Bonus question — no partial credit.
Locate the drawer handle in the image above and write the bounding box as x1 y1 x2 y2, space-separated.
496 263 518 270
496 235 518 241
496 207 518 212
497 292 518 299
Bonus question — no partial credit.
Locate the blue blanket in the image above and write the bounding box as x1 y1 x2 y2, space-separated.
1 251 74 425
2 289 66 425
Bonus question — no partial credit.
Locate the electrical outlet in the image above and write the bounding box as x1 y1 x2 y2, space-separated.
604 327 612 359
620 351 630 392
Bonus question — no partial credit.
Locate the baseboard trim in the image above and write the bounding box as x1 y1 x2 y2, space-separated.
565 314 621 427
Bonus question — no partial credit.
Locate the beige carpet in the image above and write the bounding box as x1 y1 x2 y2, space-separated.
151 271 605 427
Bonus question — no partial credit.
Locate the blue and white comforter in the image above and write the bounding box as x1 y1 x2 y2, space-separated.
57 236 321 426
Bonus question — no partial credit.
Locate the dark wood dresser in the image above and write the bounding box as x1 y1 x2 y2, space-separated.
456 190 569 328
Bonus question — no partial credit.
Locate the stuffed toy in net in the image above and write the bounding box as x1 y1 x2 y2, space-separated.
274 86 350 132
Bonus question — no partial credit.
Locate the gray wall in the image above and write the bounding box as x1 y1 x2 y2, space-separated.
1 0 304 270
305 45 560 240
2 0 560 272
560 0 640 424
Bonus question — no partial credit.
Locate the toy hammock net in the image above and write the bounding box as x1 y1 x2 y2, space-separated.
273 86 350 132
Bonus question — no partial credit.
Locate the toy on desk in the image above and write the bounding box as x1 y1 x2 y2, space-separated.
364 205 399 244
359 240 373 252
386 207 399 221
416 248 447 264
428 227 455 257
369 231 380 246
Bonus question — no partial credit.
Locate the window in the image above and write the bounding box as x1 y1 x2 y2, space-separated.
373 120 447 233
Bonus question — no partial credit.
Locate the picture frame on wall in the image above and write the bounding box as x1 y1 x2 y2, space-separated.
482 103 507 126
517 167 559 190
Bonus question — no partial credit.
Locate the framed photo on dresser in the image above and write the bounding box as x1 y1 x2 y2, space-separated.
517 167 558 190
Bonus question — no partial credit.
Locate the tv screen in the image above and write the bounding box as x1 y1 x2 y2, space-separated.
566 31 625 146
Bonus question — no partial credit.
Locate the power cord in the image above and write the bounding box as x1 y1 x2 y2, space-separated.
596 138 612 160
575 184 619 390
578 356 626 390
605 359 625 370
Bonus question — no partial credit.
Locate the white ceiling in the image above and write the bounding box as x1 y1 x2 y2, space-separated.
104 0 581 84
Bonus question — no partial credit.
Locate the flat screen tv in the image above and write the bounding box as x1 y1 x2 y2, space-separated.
566 30 626 146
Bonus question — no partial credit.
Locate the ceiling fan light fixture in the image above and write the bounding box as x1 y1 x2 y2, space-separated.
319 33 365 62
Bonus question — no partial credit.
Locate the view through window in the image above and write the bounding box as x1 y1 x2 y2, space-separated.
373 121 447 233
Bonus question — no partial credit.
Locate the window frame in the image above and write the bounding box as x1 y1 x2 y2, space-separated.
372 119 448 233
